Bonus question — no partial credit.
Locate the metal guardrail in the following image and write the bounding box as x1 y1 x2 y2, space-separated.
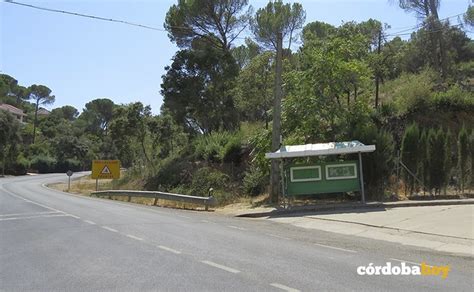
91 190 217 211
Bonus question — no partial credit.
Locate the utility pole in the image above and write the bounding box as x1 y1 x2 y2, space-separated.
375 28 382 108
270 32 283 204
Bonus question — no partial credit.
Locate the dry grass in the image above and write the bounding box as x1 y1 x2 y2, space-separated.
48 174 218 211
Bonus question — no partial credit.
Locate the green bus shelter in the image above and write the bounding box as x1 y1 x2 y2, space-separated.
265 141 376 203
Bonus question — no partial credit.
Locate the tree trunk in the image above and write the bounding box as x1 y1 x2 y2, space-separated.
33 100 39 144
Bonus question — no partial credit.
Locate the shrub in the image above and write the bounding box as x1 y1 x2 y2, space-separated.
401 123 420 195
243 164 268 196
30 155 57 173
144 155 193 191
56 158 82 173
194 131 242 163
8 155 30 175
431 85 474 111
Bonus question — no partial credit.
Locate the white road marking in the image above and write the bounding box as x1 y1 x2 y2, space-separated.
389 258 421 266
313 243 357 253
101 226 118 233
228 225 247 231
270 283 300 292
158 245 182 254
177 215 191 219
0 211 59 217
266 233 290 240
125 234 144 241
67 214 80 219
4 190 65 214
83 220 96 225
201 219 210 223
201 260 240 274
0 214 68 221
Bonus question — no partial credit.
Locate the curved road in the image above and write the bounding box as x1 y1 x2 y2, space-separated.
1 174 473 291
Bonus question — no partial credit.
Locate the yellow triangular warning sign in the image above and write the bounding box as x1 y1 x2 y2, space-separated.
101 165 111 174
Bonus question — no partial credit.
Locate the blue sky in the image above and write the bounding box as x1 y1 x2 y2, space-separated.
1 0 472 114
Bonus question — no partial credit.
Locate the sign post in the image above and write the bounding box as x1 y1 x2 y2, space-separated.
66 170 73 192
91 160 121 192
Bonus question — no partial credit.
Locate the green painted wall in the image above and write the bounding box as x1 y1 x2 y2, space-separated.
285 161 360 196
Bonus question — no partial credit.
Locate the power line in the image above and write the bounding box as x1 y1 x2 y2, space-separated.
3 0 249 40
386 12 466 36
386 23 465 37
3 0 169 32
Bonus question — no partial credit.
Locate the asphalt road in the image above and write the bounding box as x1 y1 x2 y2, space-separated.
1 174 473 291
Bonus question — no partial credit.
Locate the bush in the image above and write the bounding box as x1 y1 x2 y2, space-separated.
30 155 57 173
194 131 242 163
8 155 30 175
189 167 230 196
55 158 82 173
144 155 193 191
243 164 268 196
431 85 474 111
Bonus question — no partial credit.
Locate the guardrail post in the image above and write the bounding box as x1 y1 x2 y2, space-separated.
128 196 131 202
153 198 158 206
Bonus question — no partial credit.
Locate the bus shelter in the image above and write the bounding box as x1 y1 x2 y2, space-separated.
265 141 376 203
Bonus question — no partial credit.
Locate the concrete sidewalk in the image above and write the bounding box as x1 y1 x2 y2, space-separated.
267 205 474 257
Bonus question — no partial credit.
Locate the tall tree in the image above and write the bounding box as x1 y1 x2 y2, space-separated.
250 0 306 51
164 0 251 52
161 45 239 133
457 127 469 193
465 6 474 27
28 84 55 143
78 98 115 137
0 110 21 176
233 51 274 125
395 0 447 77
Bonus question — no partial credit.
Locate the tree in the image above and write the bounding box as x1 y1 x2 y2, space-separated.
395 0 448 77
0 110 21 176
78 98 115 136
465 6 474 27
250 0 306 51
109 103 155 172
51 105 79 121
28 84 55 143
231 38 261 69
164 0 251 52
401 123 420 195
457 126 469 194
161 45 239 133
233 51 274 125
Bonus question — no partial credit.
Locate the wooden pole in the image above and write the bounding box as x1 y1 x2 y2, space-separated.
270 32 283 204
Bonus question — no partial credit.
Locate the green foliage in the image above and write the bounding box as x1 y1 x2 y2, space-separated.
355 124 395 200
243 164 268 196
194 131 242 164
457 126 469 193
161 45 240 133
401 123 420 194
164 0 251 51
0 110 21 175
465 6 474 27
427 128 449 194
30 155 57 173
189 167 230 196
233 51 274 123
250 0 306 50
431 85 474 111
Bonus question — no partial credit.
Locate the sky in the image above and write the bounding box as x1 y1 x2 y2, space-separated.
1 0 472 114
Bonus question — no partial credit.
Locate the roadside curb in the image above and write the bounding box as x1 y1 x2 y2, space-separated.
236 199 474 218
